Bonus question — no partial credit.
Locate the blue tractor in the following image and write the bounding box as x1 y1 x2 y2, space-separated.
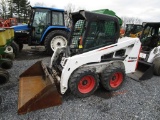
12 6 70 55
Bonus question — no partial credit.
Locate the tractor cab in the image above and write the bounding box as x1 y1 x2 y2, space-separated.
13 6 69 54
28 6 66 45
69 10 120 55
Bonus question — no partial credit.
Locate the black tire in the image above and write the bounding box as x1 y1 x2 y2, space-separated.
18 43 23 51
100 62 125 91
44 30 68 55
11 41 19 57
68 68 99 98
153 57 160 76
0 69 9 85
0 59 13 69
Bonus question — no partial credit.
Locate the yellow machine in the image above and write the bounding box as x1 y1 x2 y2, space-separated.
124 24 143 38
0 28 15 84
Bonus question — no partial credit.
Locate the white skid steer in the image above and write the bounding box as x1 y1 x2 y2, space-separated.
18 10 152 114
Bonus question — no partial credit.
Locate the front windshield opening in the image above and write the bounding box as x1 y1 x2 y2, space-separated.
32 9 50 28
70 19 117 53
141 26 152 39
131 25 143 34
83 20 117 52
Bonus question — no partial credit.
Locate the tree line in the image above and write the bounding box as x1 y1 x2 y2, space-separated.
0 0 31 23
0 1 142 26
121 16 142 29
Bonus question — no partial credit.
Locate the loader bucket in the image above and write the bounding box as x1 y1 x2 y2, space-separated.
18 61 62 115
127 60 153 80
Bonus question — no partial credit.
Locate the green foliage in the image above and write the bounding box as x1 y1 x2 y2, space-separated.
0 0 8 19
0 0 31 22
13 0 31 22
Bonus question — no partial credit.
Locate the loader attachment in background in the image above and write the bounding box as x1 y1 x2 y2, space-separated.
18 61 62 115
127 60 154 80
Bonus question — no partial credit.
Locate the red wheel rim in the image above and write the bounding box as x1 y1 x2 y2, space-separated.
110 72 123 88
78 75 96 93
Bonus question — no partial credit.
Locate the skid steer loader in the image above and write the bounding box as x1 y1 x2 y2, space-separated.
18 10 152 114
139 22 160 75
127 22 160 79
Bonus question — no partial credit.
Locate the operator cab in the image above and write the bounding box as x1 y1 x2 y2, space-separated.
124 24 143 37
28 6 65 45
140 22 160 52
69 10 120 55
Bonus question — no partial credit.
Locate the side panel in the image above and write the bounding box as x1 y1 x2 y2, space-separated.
58 38 141 94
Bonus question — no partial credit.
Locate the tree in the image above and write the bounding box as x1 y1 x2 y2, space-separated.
121 16 142 28
64 3 86 27
12 0 31 22
20 0 31 22
64 3 76 14
0 0 8 19
7 0 17 18
13 0 20 21
0 0 31 22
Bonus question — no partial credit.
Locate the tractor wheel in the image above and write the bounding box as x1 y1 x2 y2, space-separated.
11 41 19 57
0 59 13 69
69 68 99 98
100 62 125 91
0 69 9 85
153 57 160 76
44 30 68 55
18 43 23 51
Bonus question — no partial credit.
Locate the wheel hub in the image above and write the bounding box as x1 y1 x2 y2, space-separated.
112 76 116 81
110 72 123 88
50 36 67 51
78 75 96 94
82 80 88 85
57 42 61 46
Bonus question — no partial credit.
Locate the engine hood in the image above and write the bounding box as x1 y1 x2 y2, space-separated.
12 24 30 32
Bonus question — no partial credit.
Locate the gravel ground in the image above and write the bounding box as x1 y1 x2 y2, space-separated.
0 48 160 120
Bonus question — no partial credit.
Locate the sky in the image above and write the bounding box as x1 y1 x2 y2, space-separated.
29 0 160 22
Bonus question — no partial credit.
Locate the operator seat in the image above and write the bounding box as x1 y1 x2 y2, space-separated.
142 34 159 52
148 35 159 48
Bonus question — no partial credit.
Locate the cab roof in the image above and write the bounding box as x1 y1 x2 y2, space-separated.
71 10 119 23
32 6 64 12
